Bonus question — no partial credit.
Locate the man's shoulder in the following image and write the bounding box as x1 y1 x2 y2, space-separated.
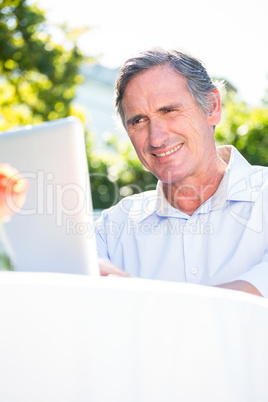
229 146 268 191
240 164 268 201
99 190 157 222
249 164 268 184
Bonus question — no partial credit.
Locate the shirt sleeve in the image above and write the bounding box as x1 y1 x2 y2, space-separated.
94 216 110 261
233 251 268 297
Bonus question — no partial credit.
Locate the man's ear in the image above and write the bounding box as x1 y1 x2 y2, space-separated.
208 89 221 126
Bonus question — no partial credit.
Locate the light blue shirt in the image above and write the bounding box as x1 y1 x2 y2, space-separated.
95 146 268 297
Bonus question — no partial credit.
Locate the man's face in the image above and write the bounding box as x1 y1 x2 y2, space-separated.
121 65 221 185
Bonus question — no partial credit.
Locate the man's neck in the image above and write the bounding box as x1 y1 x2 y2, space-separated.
162 158 228 216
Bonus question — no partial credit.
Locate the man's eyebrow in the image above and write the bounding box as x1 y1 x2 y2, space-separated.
157 102 184 112
126 114 145 126
126 103 184 126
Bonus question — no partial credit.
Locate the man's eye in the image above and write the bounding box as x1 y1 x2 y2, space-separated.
133 117 145 125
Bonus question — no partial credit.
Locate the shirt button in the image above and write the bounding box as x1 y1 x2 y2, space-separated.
191 267 198 275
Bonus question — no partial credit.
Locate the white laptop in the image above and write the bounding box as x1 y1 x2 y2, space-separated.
0 117 99 276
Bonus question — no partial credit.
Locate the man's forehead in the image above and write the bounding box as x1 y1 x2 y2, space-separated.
124 64 187 91
122 66 190 111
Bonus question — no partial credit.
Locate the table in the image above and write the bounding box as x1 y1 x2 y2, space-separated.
0 272 268 402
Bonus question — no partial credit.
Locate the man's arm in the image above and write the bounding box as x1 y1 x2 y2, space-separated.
216 280 262 296
99 259 263 296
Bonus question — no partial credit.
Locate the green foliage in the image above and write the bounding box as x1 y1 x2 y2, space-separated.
87 134 157 210
216 91 268 166
0 0 87 129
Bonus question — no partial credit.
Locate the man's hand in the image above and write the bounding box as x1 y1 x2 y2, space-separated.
216 280 262 296
98 258 133 277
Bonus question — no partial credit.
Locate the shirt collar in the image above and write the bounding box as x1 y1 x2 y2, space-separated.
218 145 264 202
135 183 186 223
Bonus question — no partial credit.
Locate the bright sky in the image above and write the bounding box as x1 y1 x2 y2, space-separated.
35 0 268 106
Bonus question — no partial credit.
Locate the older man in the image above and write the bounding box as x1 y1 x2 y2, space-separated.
96 48 268 297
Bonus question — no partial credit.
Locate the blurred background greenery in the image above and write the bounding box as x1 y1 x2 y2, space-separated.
1 0 268 210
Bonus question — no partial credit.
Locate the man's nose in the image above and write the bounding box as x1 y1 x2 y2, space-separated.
148 118 169 148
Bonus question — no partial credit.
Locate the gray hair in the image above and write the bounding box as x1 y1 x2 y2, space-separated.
115 47 224 127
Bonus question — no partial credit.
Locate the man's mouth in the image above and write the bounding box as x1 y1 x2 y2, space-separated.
154 143 183 157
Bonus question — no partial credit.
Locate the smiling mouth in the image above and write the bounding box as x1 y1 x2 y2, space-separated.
154 144 183 157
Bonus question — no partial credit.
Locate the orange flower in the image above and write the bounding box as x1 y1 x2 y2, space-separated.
0 163 28 221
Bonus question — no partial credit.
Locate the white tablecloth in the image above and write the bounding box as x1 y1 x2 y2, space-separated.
0 272 268 402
